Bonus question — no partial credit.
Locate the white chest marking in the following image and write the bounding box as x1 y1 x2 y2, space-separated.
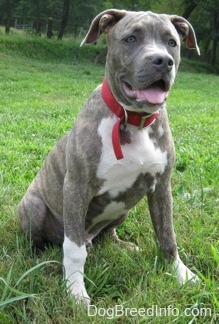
86 201 127 235
97 116 168 197
91 201 126 224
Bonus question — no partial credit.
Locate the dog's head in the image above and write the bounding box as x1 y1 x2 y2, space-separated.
81 9 199 113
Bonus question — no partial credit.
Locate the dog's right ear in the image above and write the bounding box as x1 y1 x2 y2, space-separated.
170 15 200 55
81 9 126 46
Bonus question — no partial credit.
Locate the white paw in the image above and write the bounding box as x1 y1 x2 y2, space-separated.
172 255 200 284
68 282 91 307
63 238 90 307
117 240 140 252
110 231 139 252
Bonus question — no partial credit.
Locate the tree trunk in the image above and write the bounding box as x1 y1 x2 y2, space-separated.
182 2 197 19
210 34 218 66
5 0 12 34
57 0 70 40
210 12 219 66
35 0 41 36
47 17 54 39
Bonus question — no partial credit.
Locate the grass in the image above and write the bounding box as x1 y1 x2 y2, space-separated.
0 44 219 323
0 29 105 63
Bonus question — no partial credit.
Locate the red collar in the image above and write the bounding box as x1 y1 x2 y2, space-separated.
101 78 159 160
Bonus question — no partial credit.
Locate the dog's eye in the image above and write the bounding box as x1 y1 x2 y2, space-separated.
125 36 137 43
168 39 177 47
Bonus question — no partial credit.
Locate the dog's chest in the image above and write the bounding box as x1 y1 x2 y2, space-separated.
96 116 168 197
85 116 168 237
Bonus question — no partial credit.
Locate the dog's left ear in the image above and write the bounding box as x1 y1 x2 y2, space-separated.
170 16 200 55
81 9 126 46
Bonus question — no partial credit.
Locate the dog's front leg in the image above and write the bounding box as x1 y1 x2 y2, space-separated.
62 177 91 306
147 179 199 284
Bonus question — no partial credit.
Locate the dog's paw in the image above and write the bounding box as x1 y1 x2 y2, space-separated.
109 230 139 252
172 255 200 284
117 240 140 252
67 281 91 307
69 288 91 307
74 293 91 307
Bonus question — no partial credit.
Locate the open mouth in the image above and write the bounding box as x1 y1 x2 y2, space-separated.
123 80 169 105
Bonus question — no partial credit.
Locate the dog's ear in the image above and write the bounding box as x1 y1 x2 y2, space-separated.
170 16 200 55
81 9 126 46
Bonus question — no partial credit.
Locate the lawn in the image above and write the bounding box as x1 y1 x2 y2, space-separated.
0 50 219 323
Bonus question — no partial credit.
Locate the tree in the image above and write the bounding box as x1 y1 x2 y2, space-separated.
57 0 70 40
47 17 54 39
34 0 41 36
2 0 14 34
211 11 219 66
182 1 197 19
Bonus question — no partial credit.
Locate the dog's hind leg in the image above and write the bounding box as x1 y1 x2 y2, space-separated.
17 188 63 248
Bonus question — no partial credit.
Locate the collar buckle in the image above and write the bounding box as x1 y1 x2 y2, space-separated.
120 106 128 131
138 113 149 130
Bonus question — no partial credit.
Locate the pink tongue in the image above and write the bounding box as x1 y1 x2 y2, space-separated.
135 86 167 104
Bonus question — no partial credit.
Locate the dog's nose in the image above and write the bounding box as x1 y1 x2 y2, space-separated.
151 54 174 72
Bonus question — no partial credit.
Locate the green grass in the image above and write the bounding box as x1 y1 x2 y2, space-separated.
0 48 219 323
0 30 106 63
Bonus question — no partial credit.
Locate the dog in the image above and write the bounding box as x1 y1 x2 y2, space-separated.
17 9 200 306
